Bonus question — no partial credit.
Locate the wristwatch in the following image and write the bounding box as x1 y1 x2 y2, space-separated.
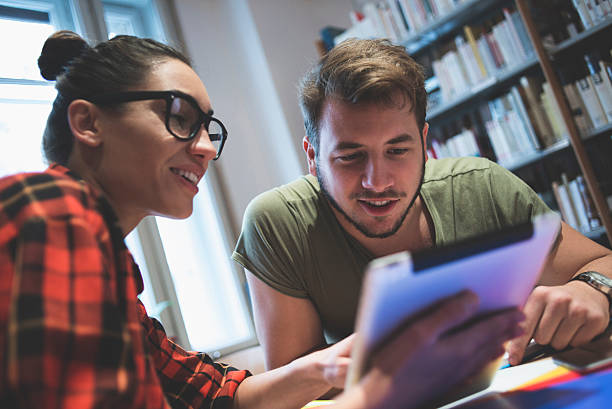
570 271 612 308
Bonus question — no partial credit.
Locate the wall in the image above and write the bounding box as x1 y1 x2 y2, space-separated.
171 0 350 235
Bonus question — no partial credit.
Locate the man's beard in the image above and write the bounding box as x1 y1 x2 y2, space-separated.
316 145 426 239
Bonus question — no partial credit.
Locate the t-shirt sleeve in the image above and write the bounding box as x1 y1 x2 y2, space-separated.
488 161 553 224
232 190 309 298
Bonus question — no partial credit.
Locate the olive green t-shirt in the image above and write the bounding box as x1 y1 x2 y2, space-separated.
232 157 551 342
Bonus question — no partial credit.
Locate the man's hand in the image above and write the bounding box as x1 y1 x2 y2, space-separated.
335 291 525 409
506 281 610 366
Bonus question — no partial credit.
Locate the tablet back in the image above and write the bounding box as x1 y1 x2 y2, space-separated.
346 212 561 389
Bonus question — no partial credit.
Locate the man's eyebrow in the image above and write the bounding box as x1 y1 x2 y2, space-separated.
387 134 415 144
334 141 364 151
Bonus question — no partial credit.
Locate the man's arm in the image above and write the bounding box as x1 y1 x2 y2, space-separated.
246 270 331 370
507 221 612 365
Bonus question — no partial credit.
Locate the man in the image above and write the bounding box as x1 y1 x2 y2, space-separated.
232 38 612 374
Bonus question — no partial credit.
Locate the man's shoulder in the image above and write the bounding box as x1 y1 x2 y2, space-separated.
0 168 99 222
245 174 321 217
424 157 498 183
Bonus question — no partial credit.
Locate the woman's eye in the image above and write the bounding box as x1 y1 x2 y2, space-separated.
170 114 188 129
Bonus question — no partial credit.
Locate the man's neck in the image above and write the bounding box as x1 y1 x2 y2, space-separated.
339 196 434 258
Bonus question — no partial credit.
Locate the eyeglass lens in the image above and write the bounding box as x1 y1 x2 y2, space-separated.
168 97 223 155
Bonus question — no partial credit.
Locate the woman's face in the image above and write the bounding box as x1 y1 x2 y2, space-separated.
92 59 218 228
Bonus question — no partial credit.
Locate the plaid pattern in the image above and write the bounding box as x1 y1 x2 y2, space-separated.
0 164 249 408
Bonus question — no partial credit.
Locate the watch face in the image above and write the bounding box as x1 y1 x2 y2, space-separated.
583 272 612 296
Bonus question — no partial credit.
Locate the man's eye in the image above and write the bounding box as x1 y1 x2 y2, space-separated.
337 152 363 162
388 148 409 155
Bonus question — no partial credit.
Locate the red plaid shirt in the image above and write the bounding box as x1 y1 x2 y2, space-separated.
0 164 250 408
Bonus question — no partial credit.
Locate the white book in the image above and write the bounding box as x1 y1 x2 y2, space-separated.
477 36 498 77
572 0 594 29
503 8 527 61
568 178 591 232
386 0 410 39
442 50 470 97
575 76 608 128
492 23 515 68
363 2 388 38
558 175 580 229
379 4 400 42
592 61 612 122
455 38 480 86
432 60 452 102
510 86 541 150
398 0 421 32
552 181 577 229
583 0 603 24
486 120 510 164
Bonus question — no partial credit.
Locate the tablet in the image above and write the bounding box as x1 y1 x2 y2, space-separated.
345 212 561 389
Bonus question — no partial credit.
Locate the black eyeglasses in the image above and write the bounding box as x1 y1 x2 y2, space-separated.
86 90 227 160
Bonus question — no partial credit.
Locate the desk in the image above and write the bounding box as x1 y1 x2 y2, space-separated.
442 357 612 408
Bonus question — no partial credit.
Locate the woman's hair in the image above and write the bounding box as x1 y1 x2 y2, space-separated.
299 38 426 156
38 31 191 165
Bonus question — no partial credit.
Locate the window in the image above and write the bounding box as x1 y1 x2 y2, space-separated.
1 0 256 357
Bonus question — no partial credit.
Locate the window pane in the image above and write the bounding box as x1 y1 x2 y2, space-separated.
156 184 252 353
0 17 54 80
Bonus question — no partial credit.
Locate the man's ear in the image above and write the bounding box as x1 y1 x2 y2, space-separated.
422 122 429 162
303 135 317 177
67 100 103 147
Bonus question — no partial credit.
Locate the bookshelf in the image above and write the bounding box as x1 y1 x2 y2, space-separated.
322 0 612 244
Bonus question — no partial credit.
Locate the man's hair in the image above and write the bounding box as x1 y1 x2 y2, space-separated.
298 38 427 156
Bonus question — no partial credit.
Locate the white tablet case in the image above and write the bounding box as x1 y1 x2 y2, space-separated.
346 212 561 388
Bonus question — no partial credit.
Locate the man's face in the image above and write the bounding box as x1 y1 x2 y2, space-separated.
305 97 427 239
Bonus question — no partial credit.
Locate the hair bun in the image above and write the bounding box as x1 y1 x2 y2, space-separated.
38 30 90 81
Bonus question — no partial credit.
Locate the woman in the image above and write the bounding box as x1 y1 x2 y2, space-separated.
0 31 523 408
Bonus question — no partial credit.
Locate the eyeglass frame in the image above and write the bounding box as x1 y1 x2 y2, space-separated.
85 90 227 160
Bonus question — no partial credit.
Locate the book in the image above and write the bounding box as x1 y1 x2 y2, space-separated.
568 178 591 232
575 75 608 128
585 58 612 123
503 8 527 61
563 82 594 135
572 0 594 29
386 0 410 39
576 175 602 230
509 86 541 151
464 25 488 78
518 76 556 147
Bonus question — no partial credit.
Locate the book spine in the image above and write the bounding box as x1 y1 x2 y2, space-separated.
575 76 608 128
510 86 541 150
572 0 594 29
398 0 421 32
502 8 527 61
552 181 572 225
593 61 612 122
563 82 594 135
568 178 591 232
559 174 580 229
464 25 488 78
576 175 602 229
387 0 410 39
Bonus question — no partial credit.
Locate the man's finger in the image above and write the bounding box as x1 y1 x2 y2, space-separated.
507 294 545 365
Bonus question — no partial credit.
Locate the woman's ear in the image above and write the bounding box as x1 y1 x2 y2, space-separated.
67 100 103 147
